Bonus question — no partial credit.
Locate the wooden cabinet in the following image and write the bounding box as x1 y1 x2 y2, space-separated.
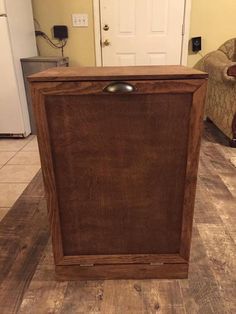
29 66 207 280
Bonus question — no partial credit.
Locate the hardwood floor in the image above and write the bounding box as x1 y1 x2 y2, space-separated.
0 122 235 314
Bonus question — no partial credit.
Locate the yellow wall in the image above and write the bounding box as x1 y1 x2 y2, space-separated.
188 0 236 67
32 0 95 66
32 0 236 68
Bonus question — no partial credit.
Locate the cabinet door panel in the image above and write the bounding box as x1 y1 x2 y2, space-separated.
44 91 191 256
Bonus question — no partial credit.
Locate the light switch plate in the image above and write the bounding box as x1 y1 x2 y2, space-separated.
72 14 88 27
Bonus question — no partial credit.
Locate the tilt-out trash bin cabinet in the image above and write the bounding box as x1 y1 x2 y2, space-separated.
29 66 207 280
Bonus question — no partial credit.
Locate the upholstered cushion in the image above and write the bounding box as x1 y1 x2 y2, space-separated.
194 39 236 141
218 38 236 60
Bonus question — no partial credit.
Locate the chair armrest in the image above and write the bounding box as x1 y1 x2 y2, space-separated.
196 50 236 83
227 64 236 77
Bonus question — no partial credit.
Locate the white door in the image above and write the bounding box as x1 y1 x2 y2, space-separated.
100 0 185 66
0 0 6 14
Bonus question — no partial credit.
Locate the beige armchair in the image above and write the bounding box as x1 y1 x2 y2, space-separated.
195 38 236 146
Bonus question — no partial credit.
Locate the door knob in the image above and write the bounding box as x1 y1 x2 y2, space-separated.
103 24 109 31
103 39 111 47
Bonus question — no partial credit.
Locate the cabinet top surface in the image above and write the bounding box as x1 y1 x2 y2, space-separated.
28 65 207 82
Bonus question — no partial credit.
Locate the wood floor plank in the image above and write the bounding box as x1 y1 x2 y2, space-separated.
198 142 236 245
194 183 223 225
198 224 236 314
0 177 48 314
100 280 153 314
100 280 162 314
199 170 236 244
180 227 226 314
59 281 104 314
18 240 68 314
18 280 68 314
156 307 186 314
22 170 44 198
202 145 236 196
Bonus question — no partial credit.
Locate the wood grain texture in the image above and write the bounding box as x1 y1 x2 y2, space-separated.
30 79 204 96
180 81 208 260
0 122 235 313
55 263 188 281
0 172 49 314
30 66 207 279
30 84 64 265
28 65 208 82
46 92 190 257
61 254 186 266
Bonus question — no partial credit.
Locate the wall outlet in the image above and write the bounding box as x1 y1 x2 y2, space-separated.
72 14 88 27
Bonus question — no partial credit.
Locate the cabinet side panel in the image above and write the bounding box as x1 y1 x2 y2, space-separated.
30 83 64 264
180 81 208 260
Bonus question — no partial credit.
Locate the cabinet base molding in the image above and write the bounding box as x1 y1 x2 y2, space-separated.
55 263 188 281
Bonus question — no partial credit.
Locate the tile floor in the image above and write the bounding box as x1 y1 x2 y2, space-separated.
0 135 41 221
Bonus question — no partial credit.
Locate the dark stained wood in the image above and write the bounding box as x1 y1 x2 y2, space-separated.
28 65 208 82
46 92 190 257
55 263 188 281
61 254 186 265
0 122 236 313
29 66 207 280
180 80 208 260
30 85 64 265
31 79 205 95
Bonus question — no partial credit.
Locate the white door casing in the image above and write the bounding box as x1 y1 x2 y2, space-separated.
93 0 191 66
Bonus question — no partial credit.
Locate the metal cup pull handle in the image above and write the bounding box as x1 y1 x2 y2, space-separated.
103 82 135 93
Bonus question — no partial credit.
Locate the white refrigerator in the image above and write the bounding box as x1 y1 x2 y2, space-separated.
0 0 37 137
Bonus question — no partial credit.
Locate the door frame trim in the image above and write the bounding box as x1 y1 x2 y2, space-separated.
93 0 191 66
181 0 192 65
